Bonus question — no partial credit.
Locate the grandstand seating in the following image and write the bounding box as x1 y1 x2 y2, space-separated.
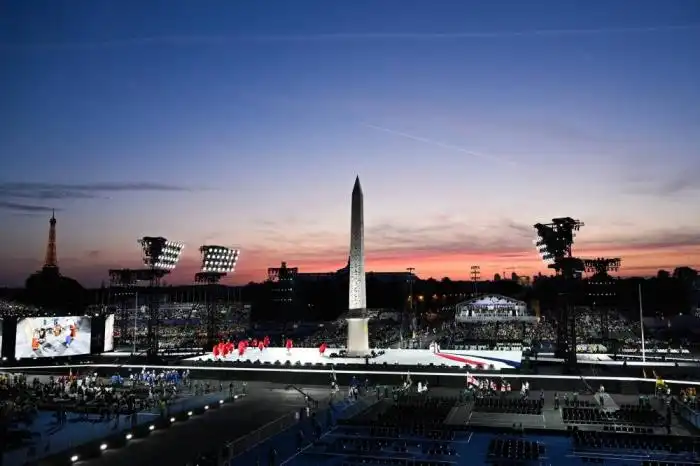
486 438 545 463
562 405 665 426
473 397 543 415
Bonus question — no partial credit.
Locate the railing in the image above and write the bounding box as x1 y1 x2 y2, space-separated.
673 398 700 429
226 410 299 457
224 388 387 465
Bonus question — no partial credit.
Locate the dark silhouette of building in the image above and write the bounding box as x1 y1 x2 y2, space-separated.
267 262 298 317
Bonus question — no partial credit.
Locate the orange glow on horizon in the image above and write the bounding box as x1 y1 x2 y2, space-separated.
166 243 700 285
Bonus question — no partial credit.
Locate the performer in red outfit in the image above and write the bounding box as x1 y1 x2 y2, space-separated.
319 342 327 355
252 338 258 348
263 335 270 347
285 338 293 354
213 344 220 359
238 340 246 357
258 341 264 351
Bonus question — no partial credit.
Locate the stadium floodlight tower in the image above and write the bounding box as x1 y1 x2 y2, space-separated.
108 269 139 351
583 257 622 340
195 245 240 348
533 217 585 369
138 236 184 359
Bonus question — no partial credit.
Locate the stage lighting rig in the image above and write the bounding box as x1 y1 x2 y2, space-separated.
194 246 240 348
109 269 138 287
584 257 621 276
137 236 184 359
533 217 585 277
583 257 622 340
533 217 585 369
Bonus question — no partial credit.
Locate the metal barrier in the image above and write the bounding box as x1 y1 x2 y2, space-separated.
224 388 386 465
226 410 299 458
8 363 700 385
673 398 700 429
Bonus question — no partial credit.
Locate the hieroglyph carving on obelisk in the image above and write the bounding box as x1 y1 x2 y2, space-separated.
348 176 366 310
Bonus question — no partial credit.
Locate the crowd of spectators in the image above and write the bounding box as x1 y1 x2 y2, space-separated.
575 309 637 340
106 303 249 350
438 320 557 348
438 308 646 350
0 369 192 429
297 319 413 349
0 299 41 317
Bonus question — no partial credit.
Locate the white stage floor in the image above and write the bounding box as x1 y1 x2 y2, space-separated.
185 347 523 370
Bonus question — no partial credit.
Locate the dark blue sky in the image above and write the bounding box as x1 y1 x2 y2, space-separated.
1 0 699 285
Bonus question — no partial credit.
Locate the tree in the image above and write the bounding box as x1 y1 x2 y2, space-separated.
673 267 698 282
494 273 502 281
656 270 671 280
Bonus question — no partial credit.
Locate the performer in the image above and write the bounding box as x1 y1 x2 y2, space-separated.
319 342 327 355
263 335 270 347
258 340 265 351
330 366 338 393
285 338 293 355
32 332 40 353
238 340 246 357
212 344 220 359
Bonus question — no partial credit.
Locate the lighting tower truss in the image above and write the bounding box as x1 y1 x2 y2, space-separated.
137 236 184 359
533 217 585 369
470 265 481 295
109 269 139 344
583 257 622 340
584 258 621 276
194 246 240 348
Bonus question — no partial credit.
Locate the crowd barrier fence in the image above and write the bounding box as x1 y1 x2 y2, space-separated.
4 363 700 387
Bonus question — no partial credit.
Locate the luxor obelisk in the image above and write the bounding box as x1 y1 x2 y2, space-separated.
346 175 370 356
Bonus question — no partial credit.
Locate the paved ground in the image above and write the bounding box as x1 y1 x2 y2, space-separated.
67 383 333 466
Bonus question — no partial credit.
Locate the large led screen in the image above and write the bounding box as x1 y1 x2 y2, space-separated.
0 319 3 356
15 316 92 358
104 314 115 352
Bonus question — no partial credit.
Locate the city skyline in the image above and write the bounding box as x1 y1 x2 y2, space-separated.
1 1 699 286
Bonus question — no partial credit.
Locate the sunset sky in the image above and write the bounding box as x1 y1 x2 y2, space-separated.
1 0 699 287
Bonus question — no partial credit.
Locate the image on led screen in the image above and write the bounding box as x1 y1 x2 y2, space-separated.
0 319 3 356
15 316 92 358
104 314 115 352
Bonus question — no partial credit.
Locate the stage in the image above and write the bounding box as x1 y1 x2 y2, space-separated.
185 347 523 370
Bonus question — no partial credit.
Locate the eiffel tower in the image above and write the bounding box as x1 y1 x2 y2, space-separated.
43 210 59 275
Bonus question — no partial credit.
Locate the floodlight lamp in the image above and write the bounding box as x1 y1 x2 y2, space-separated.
199 245 240 273
139 236 184 270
